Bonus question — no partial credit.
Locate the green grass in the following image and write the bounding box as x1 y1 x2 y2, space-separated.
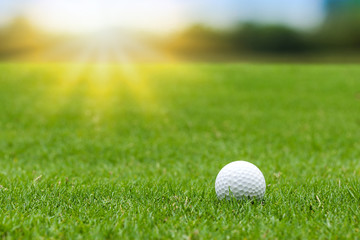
0 63 359 239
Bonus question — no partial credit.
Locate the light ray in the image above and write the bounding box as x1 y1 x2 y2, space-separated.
37 25 168 117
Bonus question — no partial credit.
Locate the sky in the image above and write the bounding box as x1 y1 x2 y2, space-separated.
0 0 326 33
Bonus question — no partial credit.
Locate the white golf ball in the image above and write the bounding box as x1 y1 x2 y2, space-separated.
215 161 266 200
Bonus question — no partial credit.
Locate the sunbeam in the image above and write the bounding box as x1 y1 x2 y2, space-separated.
41 35 162 116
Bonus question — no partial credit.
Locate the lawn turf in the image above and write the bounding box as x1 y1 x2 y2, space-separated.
0 63 359 239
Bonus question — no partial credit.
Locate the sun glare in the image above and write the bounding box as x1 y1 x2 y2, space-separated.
26 0 186 34
21 1 179 110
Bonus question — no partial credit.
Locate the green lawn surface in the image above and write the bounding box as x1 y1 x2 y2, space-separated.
0 63 359 239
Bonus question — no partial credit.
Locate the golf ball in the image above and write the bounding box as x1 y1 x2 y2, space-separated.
215 161 266 200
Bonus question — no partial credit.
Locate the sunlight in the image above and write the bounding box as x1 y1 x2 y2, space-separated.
47 29 163 105
23 1 175 113
50 62 160 117
26 0 186 34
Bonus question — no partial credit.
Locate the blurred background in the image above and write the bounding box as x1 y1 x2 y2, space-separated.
0 0 360 62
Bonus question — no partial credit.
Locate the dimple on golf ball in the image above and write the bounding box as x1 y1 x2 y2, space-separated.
215 161 266 200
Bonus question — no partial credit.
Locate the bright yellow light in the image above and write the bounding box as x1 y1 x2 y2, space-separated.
43 63 161 119
26 0 186 34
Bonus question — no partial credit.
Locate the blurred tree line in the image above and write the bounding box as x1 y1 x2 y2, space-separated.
161 3 360 60
163 24 309 57
0 7 360 61
163 9 360 59
0 18 48 59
